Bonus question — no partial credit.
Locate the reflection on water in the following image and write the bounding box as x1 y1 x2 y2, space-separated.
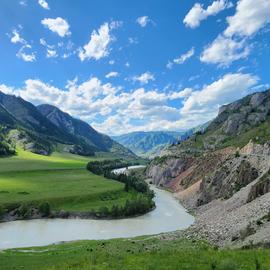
0 187 194 250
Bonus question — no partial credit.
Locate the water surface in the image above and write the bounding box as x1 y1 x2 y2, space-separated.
0 187 194 250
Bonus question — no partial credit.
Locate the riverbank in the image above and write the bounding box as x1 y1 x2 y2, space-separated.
0 151 154 223
0 187 194 250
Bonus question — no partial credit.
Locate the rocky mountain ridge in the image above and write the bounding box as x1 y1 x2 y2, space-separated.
113 123 208 157
147 89 270 247
0 91 135 158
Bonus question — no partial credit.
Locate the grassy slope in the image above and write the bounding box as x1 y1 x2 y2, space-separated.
1 237 270 270
179 117 270 152
0 149 133 211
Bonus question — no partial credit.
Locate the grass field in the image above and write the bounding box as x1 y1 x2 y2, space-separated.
0 149 134 212
1 237 270 270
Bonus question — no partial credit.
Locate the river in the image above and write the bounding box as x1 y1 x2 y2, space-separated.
0 167 194 250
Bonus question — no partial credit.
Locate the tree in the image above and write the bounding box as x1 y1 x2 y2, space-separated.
0 205 4 219
111 205 120 217
98 206 109 217
38 202 51 217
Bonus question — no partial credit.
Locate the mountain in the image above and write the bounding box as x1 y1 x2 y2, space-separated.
0 91 135 158
113 125 208 157
0 92 69 140
147 89 270 247
37 104 136 157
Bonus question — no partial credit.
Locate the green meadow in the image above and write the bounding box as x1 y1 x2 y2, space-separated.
1 237 270 270
0 149 133 212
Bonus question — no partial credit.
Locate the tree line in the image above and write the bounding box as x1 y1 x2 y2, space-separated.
87 159 155 218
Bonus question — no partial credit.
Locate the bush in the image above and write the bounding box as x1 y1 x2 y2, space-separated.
235 151 240 158
255 258 262 270
38 202 51 217
0 205 5 219
219 259 238 270
98 206 109 217
18 204 31 219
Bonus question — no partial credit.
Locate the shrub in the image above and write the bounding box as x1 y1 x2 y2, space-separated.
38 202 51 217
219 259 238 270
211 261 217 270
98 206 109 217
255 258 262 270
18 204 31 219
0 205 5 219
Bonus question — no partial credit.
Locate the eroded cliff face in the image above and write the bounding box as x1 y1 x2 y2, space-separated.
146 141 270 247
247 170 270 203
146 147 235 206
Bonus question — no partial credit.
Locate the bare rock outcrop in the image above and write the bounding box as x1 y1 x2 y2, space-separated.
197 159 258 206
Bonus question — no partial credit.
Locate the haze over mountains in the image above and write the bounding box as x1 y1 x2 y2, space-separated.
0 91 135 158
113 125 208 157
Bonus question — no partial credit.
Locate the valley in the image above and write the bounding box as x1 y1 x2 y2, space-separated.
0 149 138 221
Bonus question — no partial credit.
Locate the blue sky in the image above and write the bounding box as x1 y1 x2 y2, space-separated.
0 0 270 135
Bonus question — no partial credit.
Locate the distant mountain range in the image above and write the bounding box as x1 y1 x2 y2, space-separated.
0 91 135 158
112 125 208 157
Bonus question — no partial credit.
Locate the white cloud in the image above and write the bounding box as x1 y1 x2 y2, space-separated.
0 85 15 95
10 29 26 44
200 0 270 67
109 20 123 29
105 72 119 78
78 23 112 61
224 0 270 37
184 0 233 28
19 0 27 6
128 37 138 44
38 0 49 10
132 72 155 84
173 47 195 64
2 73 260 135
109 60 115 65
169 88 193 99
200 35 250 66
41 17 71 37
181 73 258 114
46 49 57 58
166 61 173 69
16 45 36 62
136 16 150 27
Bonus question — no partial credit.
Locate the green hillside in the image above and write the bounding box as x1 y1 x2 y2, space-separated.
170 89 270 154
1 237 270 270
0 91 135 158
0 149 134 214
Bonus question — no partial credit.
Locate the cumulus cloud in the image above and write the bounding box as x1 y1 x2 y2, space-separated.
1 73 260 135
166 47 195 69
46 49 57 58
132 72 155 85
16 45 36 62
38 0 49 10
174 47 195 64
200 35 250 66
10 29 26 44
184 0 233 28
200 0 270 66
105 72 119 78
136 16 150 27
19 0 27 6
78 23 112 61
41 17 71 37
225 0 270 37
181 73 258 114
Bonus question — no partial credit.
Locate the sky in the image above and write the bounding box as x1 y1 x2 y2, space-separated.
0 0 270 135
